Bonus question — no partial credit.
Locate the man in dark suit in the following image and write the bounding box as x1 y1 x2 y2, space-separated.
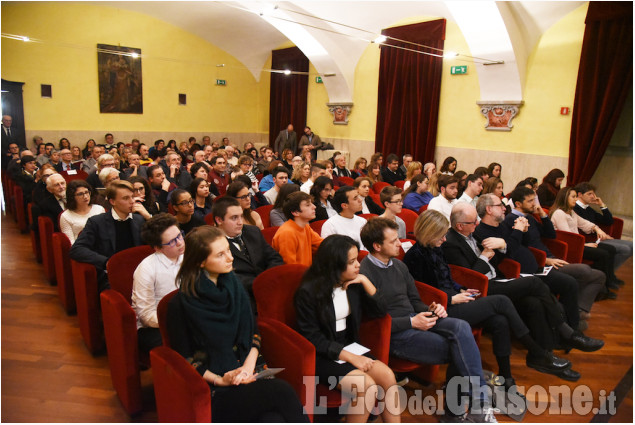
441 203 603 379
70 180 144 291
381 153 406 185
54 149 80 173
32 173 67 233
13 154 37 205
2 115 25 152
273 124 297 157
212 197 284 310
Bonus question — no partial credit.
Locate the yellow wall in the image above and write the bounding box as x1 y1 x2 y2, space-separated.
1 2 264 134
305 5 588 160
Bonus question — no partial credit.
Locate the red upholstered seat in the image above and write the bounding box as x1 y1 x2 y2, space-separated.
100 289 142 415
253 264 391 414
370 193 382 206
101 245 155 414
28 203 42 263
71 260 104 353
498 258 521 279
372 181 390 193
157 290 177 349
555 230 585 264
255 204 274 228
204 212 214 226
397 209 419 236
150 346 212 422
394 180 406 189
261 226 279 247
52 232 76 314
338 176 354 186
13 185 28 233
417 204 428 214
360 213 378 220
38 216 56 284
309 219 326 234
60 169 88 183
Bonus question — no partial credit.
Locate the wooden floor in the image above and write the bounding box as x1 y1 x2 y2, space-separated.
1 215 632 423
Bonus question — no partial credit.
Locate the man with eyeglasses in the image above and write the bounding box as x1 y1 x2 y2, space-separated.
132 213 185 354
442 202 604 381
378 186 407 239
71 180 144 291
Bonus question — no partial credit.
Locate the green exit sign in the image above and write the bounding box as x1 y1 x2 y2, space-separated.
315 76 323 83
450 65 467 75
216 79 227 86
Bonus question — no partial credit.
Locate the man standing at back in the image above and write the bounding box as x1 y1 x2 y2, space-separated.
274 124 297 157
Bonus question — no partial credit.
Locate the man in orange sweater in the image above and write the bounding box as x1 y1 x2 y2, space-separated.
272 191 323 266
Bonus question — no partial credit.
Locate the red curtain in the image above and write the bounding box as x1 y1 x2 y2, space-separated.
375 19 445 163
269 47 309 147
567 2 632 184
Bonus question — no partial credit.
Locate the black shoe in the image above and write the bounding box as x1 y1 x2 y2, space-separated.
607 281 620 290
595 290 617 301
526 351 571 373
613 278 625 286
563 331 604 353
554 368 581 382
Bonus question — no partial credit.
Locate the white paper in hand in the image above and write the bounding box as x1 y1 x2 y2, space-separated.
335 342 370 364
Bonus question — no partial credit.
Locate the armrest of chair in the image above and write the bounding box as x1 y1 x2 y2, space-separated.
497 258 520 279
360 315 391 365
414 281 448 309
542 238 568 261
448 264 489 296
528 247 547 268
555 230 585 263
258 317 316 420
150 346 211 423
611 217 624 239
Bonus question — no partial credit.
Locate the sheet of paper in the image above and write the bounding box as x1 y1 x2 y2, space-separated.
335 342 370 364
520 273 533 277
67 169 77 175
401 240 413 253
492 278 515 282
255 367 284 380
534 266 553 276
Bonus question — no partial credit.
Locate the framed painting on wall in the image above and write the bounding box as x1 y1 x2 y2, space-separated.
97 44 143 113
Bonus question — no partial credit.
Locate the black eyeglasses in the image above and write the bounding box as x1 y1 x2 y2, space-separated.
459 220 478 225
162 231 185 247
176 199 194 206
237 194 250 200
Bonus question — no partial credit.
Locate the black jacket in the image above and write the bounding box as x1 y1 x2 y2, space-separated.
441 228 504 279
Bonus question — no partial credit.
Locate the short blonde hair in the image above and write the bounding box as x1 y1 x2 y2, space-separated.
414 209 449 247
105 179 133 200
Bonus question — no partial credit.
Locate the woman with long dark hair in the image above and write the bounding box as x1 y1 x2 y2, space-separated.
537 168 565 207
82 139 96 159
550 187 620 291
487 162 502 179
59 180 105 244
294 235 401 422
189 177 213 221
167 226 307 423
269 183 300 227
58 138 71 151
129 176 160 220
440 156 457 175
310 176 336 221
226 181 264 229
402 174 433 212
353 176 384 215
171 189 205 235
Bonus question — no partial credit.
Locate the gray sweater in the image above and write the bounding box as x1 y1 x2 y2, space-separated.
359 256 429 333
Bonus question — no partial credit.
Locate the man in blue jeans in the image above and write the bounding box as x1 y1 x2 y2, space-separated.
359 218 497 423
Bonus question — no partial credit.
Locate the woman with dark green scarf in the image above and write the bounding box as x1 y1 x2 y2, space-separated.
167 226 307 422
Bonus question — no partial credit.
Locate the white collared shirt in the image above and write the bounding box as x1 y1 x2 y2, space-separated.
111 208 133 222
131 251 183 329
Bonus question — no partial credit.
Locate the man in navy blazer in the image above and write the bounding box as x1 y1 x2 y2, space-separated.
212 197 284 310
70 180 144 291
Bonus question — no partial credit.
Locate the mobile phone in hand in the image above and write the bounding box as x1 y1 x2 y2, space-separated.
428 302 437 317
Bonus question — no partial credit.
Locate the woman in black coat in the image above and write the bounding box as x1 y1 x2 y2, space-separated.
294 235 400 423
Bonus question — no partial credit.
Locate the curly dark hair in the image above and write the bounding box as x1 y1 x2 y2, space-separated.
141 213 179 248
65 179 94 211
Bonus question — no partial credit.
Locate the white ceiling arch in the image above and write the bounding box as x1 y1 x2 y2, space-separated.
97 1 585 102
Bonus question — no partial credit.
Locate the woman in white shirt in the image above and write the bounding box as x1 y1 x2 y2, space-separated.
550 187 621 289
132 213 184 354
59 180 105 244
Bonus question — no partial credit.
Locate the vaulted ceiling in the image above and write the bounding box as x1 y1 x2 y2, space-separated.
97 1 585 102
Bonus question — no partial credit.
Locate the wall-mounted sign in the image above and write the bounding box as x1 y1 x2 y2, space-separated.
451 65 467 75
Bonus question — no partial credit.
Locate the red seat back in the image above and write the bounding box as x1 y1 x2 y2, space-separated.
71 260 104 353
338 176 354 186
158 290 178 348
360 213 378 221
107 245 155 303
60 169 88 183
309 219 326 234
13 185 27 232
394 180 405 189
555 230 585 263
397 209 419 235
52 232 76 314
253 264 308 326
255 204 274 228
38 216 56 284
150 346 211 422
261 226 279 247
100 289 142 415
373 181 390 193
28 203 42 263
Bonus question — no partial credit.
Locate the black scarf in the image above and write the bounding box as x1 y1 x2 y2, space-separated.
178 271 254 375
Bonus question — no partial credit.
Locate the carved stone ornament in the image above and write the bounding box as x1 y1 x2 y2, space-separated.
327 103 353 125
476 101 524 131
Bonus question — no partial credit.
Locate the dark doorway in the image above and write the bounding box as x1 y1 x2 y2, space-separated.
1 79 27 149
